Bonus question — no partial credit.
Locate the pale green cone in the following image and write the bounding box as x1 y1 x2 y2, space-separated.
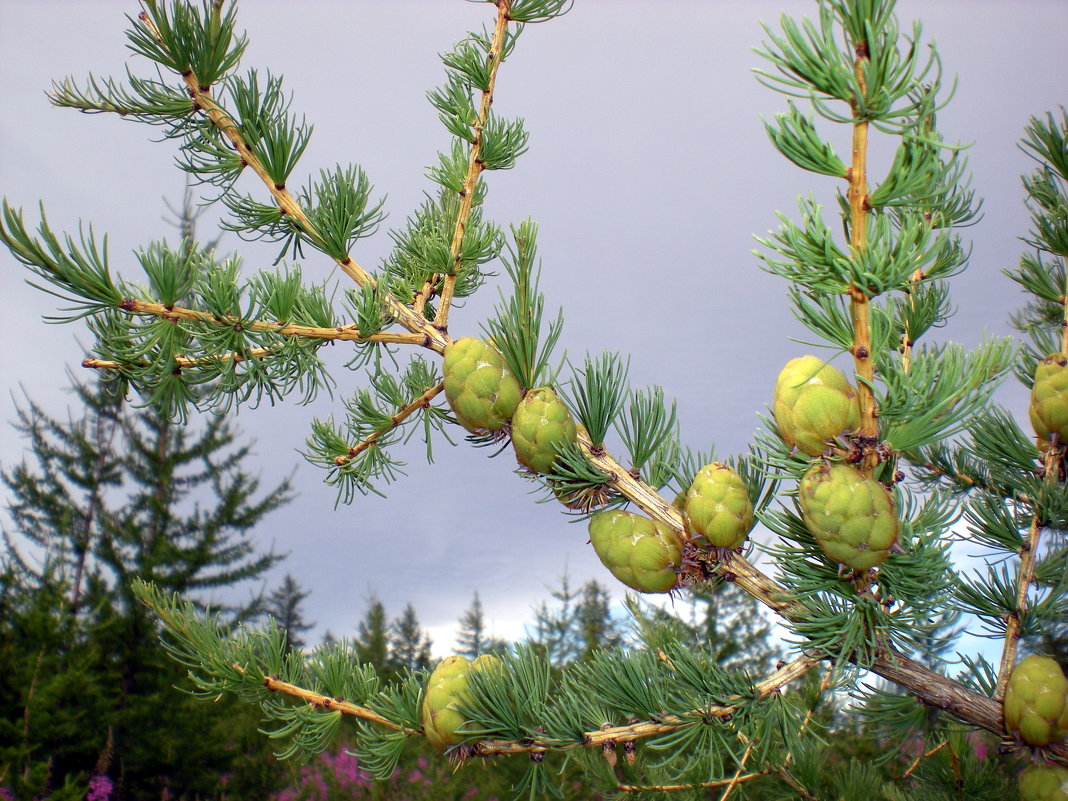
588 509 682 593
1019 765 1068 801
1030 353 1068 445
511 387 577 474
798 462 899 571
683 462 754 549
442 337 522 432
1004 654 1068 747
421 653 501 750
773 355 861 456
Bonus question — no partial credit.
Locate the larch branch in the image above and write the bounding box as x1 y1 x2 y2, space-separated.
135 12 450 353
435 0 512 331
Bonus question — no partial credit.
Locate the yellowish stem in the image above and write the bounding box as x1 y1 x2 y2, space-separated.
1062 255 1068 353
84 346 274 372
262 676 414 733
847 40 877 472
900 269 924 373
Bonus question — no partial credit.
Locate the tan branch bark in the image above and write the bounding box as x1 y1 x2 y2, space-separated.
84 346 274 372
994 449 1052 701
262 676 415 734
847 39 877 472
901 740 948 779
617 771 769 794
116 298 428 344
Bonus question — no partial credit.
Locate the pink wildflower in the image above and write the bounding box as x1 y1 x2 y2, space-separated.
86 775 113 801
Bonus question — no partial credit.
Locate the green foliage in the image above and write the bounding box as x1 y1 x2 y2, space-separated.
482 220 564 390
5 0 1068 798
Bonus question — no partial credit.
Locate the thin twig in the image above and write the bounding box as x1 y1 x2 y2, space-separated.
901 740 948 779
115 298 427 344
719 738 756 801
84 346 274 372
900 268 924 374
617 769 768 794
333 382 447 466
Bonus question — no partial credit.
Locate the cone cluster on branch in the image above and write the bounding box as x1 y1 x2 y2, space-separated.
443 339 577 474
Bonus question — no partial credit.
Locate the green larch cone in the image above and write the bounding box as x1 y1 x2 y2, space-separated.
797 462 899 571
588 509 682 593
442 337 522 432
1019 765 1068 801
421 653 501 751
773 355 861 456
1030 353 1068 445
683 462 754 549
1004 654 1068 747
510 387 577 474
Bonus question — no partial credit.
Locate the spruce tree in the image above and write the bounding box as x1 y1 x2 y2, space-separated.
528 574 621 666
390 603 434 674
631 581 781 676
266 572 315 651
0 374 291 798
455 591 488 660
2 2 1067 799
354 594 392 676
574 579 622 661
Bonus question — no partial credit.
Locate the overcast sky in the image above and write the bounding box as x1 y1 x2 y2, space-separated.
1 1 1066 657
